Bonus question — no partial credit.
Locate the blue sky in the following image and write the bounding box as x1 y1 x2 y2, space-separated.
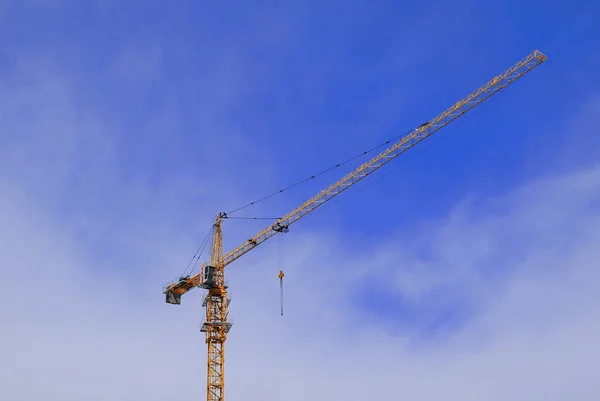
1 1 600 399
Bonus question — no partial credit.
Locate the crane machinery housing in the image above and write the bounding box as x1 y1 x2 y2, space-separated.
163 50 548 401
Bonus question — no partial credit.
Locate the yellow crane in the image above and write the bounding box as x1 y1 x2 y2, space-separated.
163 50 547 401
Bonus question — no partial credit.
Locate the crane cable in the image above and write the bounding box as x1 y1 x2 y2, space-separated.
278 268 285 317
163 226 214 288
186 226 214 276
277 232 285 316
226 80 512 218
224 216 281 220
225 127 415 215
305 84 511 220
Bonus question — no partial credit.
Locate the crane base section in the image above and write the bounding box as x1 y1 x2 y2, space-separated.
200 322 233 333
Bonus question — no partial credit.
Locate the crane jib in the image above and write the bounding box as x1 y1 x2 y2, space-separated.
163 50 547 301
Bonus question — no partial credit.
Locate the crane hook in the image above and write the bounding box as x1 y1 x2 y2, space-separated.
278 270 284 316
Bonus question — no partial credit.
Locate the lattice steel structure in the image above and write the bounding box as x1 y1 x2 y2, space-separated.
163 50 547 401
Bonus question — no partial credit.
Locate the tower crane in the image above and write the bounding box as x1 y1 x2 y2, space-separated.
163 50 547 401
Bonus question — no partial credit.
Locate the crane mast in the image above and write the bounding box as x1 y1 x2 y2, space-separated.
203 213 229 401
163 50 547 401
